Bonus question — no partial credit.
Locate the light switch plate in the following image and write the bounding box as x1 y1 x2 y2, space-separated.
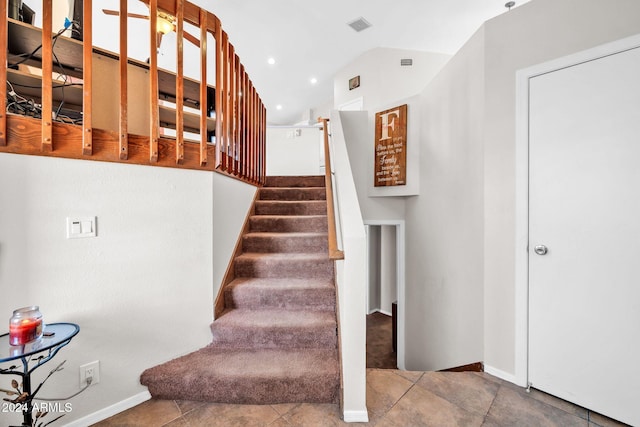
67 216 97 239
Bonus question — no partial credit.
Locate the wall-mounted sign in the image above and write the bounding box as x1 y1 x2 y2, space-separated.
349 75 360 90
374 104 407 187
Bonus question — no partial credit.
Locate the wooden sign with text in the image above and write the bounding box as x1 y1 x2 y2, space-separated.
374 104 407 187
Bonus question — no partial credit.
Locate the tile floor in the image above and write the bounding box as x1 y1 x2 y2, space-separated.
94 314 629 426
93 369 628 426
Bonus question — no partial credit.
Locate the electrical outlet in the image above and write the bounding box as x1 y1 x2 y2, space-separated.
80 361 100 387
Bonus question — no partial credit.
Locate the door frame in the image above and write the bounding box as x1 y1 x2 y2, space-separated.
364 219 406 370
514 33 640 387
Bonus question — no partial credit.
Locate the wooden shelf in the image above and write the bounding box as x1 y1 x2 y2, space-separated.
6 68 83 111
6 18 215 110
159 105 215 134
7 18 84 77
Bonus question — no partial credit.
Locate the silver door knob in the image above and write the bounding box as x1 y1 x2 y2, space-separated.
534 245 548 255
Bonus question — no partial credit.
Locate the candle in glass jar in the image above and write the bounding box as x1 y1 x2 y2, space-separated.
9 306 43 346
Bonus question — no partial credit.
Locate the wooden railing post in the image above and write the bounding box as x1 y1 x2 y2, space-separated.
149 0 159 162
118 0 128 159
0 0 7 146
225 40 233 172
82 0 93 155
214 17 223 169
199 9 208 166
233 54 240 174
41 0 53 152
175 0 185 165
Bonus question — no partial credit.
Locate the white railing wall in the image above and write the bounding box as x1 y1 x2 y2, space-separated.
328 110 369 423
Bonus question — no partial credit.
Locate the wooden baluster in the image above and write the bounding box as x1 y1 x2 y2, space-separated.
240 64 246 178
0 0 7 146
258 101 263 184
118 0 128 159
254 90 262 183
149 0 159 162
82 0 93 155
235 55 241 175
247 81 253 182
41 0 53 151
251 84 257 183
214 17 223 169
221 31 229 171
225 41 234 172
175 0 184 165
261 103 266 184
230 51 237 175
199 9 208 166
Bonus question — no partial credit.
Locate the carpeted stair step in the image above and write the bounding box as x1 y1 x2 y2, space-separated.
249 215 328 233
259 187 326 201
140 175 340 406
255 200 327 216
265 175 325 188
211 309 337 349
242 232 328 253
140 346 339 404
235 252 333 279
224 277 335 311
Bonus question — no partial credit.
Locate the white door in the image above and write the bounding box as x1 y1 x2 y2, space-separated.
528 46 640 426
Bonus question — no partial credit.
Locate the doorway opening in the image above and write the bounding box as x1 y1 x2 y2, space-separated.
365 221 405 370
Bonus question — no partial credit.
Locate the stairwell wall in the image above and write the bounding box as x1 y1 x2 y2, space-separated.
0 153 255 425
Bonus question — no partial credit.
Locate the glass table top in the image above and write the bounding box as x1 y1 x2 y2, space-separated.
0 323 80 362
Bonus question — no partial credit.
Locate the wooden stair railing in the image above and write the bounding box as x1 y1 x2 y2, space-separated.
319 118 345 261
0 0 266 186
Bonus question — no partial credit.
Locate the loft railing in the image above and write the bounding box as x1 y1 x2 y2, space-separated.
319 118 344 260
0 0 266 185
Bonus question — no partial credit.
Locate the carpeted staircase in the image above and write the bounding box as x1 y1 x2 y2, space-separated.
140 176 340 404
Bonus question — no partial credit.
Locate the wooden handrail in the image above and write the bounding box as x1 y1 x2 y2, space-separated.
0 0 7 146
319 118 345 260
1 0 266 185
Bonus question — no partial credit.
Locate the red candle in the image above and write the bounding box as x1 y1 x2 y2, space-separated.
9 306 43 346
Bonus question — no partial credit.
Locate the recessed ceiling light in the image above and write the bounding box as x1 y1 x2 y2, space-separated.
310 77 318 85
276 105 283 110
267 57 276 65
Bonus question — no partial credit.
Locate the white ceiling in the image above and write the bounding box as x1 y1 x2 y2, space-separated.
82 0 529 125
190 0 530 125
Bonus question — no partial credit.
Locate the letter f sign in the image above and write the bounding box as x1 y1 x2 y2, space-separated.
379 109 400 141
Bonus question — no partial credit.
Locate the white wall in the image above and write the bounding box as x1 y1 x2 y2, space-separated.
266 127 323 176
334 47 450 113
0 154 255 425
330 111 368 422
379 225 397 315
482 0 640 378
334 48 451 220
332 0 640 377
404 27 486 371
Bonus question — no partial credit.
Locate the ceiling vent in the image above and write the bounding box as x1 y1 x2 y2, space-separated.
347 17 372 32
400 58 413 66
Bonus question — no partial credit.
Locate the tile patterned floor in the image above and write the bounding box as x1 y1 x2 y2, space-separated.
93 370 629 427
94 313 629 426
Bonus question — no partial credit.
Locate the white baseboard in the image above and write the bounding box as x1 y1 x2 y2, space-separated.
343 409 369 423
62 391 151 427
484 365 526 387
